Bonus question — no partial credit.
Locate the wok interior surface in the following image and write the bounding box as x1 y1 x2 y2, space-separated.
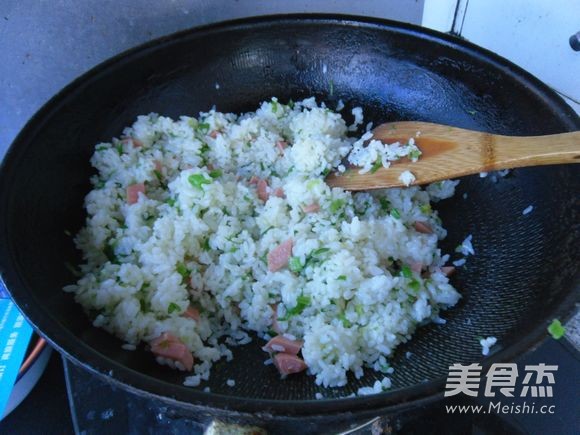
0 16 578 413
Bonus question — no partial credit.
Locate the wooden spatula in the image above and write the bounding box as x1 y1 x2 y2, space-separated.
326 122 580 191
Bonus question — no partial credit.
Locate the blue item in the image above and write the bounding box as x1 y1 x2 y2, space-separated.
0 281 33 418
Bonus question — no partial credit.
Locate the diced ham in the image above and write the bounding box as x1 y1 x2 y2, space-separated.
273 188 285 198
127 183 146 205
267 239 293 272
150 332 194 371
303 202 320 213
414 221 433 234
209 130 219 139
276 140 287 154
263 335 304 355
123 137 144 148
441 266 456 276
150 332 179 347
257 179 269 202
273 353 307 375
182 306 201 321
409 261 423 273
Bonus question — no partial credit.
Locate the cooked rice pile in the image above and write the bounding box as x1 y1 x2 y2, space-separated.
64 98 460 389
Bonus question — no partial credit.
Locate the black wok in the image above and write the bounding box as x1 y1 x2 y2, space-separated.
0 14 578 431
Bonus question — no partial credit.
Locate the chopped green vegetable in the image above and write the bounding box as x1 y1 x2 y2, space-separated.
115 143 123 156
321 167 331 177
420 204 432 214
409 279 421 292
103 243 118 264
336 275 347 281
197 122 211 134
390 208 401 219
280 295 311 320
400 265 413 279
547 319 565 339
289 257 303 273
202 238 211 251
409 148 422 161
306 179 320 190
95 145 108 151
311 248 330 256
260 226 274 237
266 328 278 337
271 99 278 113
370 158 382 174
165 197 176 207
355 304 364 316
188 173 211 190
153 169 163 182
379 198 391 212
287 99 295 109
176 263 189 281
168 302 180 314
209 169 222 178
198 143 210 155
338 313 352 328
379 363 390 373
330 199 345 213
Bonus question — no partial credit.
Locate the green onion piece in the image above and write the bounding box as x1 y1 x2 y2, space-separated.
176 263 190 282
271 99 278 113
330 199 345 213
408 148 422 161
379 198 390 212
420 204 432 214
209 169 222 178
321 167 331 177
547 319 565 339
311 248 330 256
306 179 319 190
197 122 210 134
336 275 347 281
355 304 364 316
390 208 401 219
280 295 311 320
153 169 163 182
409 279 421 292
115 143 123 156
202 238 211 251
287 99 295 109
370 158 382 174
289 257 303 273
198 143 210 155
168 302 180 314
103 243 118 264
165 197 176 207
338 313 351 328
400 265 413 279
188 173 211 190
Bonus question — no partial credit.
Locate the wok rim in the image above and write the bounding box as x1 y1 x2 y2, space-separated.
0 13 578 417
